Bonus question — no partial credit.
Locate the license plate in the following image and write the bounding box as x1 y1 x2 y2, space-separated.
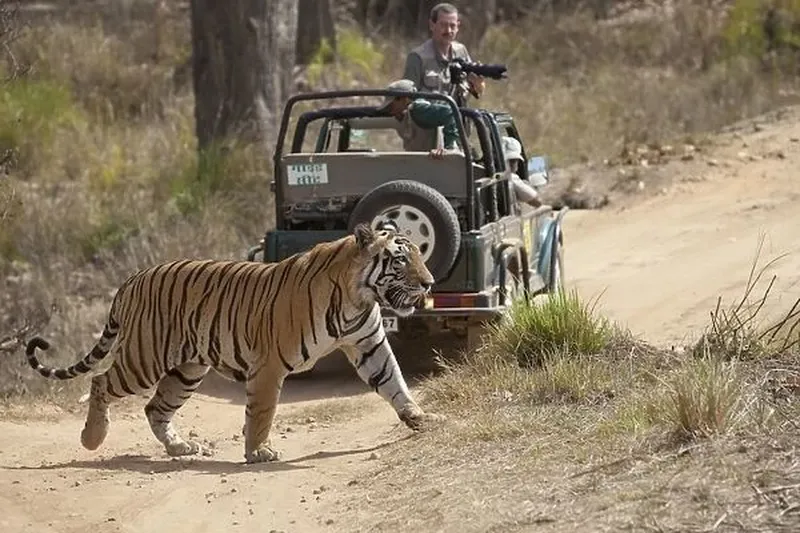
286 162 329 186
382 316 398 332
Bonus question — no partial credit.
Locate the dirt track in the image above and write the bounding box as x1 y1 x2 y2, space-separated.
566 108 800 347
2 107 800 532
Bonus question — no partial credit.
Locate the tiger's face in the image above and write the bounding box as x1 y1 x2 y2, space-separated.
355 223 435 317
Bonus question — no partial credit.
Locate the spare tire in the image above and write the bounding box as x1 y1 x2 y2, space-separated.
348 180 461 281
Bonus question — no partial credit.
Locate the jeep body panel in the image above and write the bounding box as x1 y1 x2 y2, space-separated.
280 151 479 204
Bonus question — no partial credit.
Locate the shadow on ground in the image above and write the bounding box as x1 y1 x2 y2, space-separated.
197 332 466 406
2 436 414 475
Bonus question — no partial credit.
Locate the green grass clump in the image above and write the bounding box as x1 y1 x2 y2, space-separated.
421 290 624 414
166 140 272 221
488 289 618 368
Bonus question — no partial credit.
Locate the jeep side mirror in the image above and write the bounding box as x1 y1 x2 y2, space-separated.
527 156 549 187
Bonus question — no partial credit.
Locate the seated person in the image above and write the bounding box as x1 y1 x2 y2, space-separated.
377 79 463 159
502 136 547 208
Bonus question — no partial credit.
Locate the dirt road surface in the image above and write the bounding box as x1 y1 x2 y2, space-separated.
2 107 800 532
566 109 800 348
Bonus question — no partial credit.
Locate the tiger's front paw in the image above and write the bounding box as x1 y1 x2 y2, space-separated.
398 409 446 431
244 444 281 464
165 439 202 457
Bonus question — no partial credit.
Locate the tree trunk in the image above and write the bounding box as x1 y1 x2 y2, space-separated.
190 0 298 150
295 0 337 66
463 0 496 49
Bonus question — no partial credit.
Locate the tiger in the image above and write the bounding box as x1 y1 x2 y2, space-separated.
23 222 442 463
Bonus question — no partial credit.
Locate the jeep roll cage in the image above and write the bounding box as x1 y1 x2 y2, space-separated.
271 88 520 232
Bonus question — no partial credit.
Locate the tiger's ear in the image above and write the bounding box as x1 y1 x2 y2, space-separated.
354 223 376 251
376 219 399 234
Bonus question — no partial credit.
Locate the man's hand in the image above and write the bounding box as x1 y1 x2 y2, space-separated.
428 147 461 160
467 72 485 98
527 197 543 208
429 147 445 159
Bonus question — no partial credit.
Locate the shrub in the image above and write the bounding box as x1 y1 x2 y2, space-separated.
722 0 800 59
307 26 385 88
487 289 618 368
0 79 84 178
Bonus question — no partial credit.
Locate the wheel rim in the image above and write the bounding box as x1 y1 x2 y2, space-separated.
371 205 436 262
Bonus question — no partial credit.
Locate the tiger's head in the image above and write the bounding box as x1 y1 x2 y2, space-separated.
354 221 434 317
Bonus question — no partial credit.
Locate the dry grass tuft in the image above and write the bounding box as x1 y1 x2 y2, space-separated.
659 355 750 442
695 236 800 361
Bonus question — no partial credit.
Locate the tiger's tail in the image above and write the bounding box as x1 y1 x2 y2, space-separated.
25 314 120 381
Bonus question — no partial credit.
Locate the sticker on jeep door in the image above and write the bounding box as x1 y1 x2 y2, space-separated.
287 163 329 185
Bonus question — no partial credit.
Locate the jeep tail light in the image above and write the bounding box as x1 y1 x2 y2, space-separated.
432 293 480 308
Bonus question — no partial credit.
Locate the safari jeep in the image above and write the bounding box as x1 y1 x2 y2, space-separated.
247 88 568 352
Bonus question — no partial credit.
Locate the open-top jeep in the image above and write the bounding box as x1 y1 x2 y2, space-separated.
247 87 568 352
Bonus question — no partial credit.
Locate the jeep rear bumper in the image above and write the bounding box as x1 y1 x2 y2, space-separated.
384 307 505 319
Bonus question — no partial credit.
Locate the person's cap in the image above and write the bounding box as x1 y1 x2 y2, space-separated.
502 136 524 162
377 79 417 111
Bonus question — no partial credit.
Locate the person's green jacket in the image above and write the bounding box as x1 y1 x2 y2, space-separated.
407 99 459 150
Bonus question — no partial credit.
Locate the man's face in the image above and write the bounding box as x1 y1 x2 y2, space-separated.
506 159 520 175
388 97 411 119
430 11 459 49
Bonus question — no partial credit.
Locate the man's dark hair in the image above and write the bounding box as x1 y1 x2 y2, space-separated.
430 3 458 23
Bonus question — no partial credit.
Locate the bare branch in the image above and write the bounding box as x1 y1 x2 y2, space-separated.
0 0 29 82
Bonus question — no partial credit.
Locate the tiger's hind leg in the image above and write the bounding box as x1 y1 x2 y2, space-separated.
81 345 149 451
144 362 210 457
81 373 113 451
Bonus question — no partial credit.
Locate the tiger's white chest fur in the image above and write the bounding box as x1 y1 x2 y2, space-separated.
288 301 382 375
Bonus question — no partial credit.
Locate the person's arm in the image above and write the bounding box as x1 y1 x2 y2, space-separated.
511 174 541 206
402 53 423 90
440 113 459 150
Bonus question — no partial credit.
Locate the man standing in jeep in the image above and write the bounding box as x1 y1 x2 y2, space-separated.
403 3 485 98
401 3 485 151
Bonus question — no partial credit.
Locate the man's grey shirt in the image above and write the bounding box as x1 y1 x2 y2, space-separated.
401 39 473 151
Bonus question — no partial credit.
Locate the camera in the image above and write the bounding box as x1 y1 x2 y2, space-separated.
448 57 508 83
